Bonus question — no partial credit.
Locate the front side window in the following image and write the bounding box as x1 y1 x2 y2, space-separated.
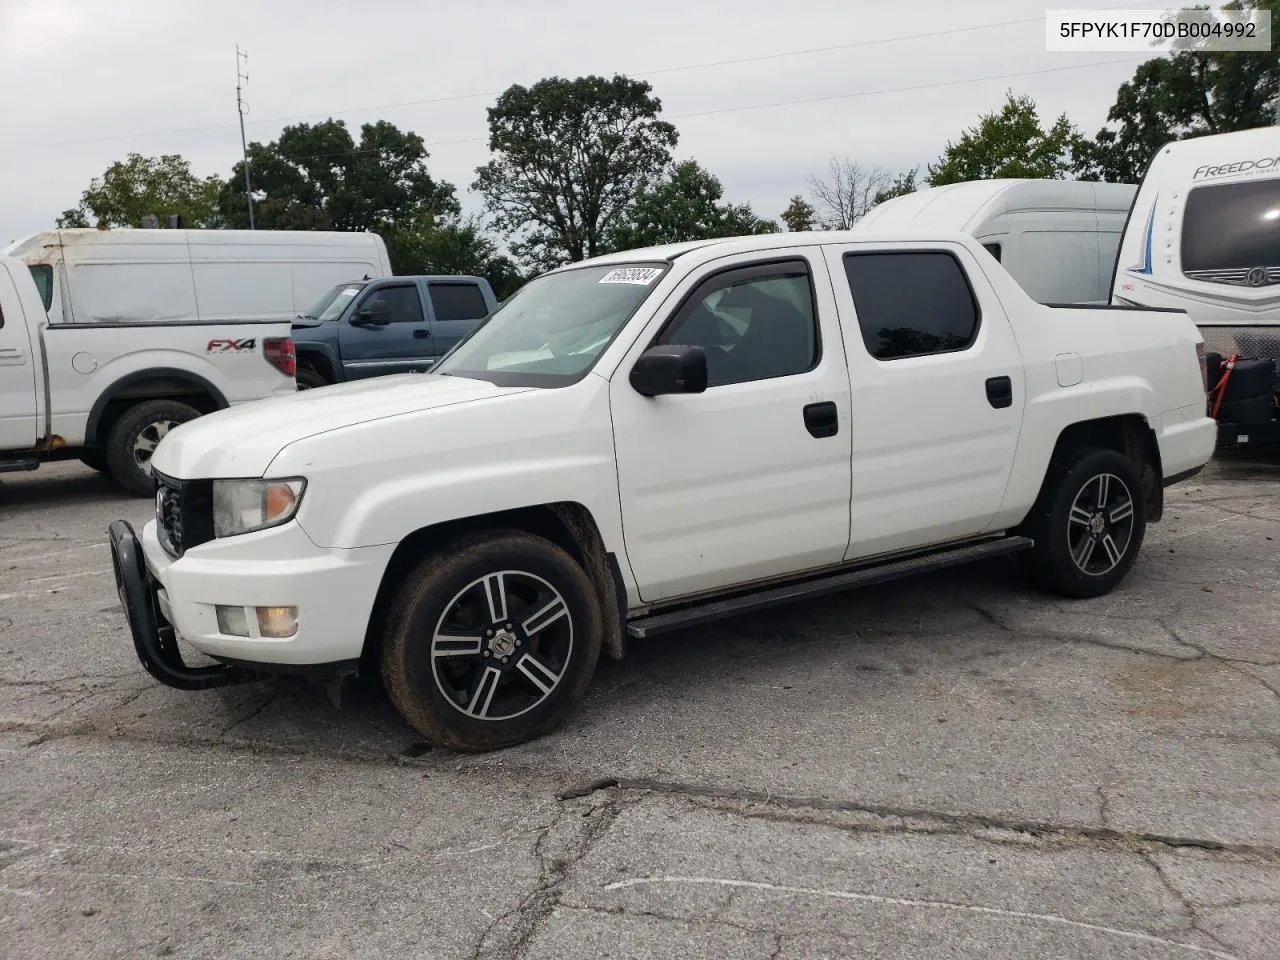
1182 179 1280 284
28 265 53 312
429 283 489 323
844 251 980 361
433 262 667 387
359 284 423 323
658 260 819 387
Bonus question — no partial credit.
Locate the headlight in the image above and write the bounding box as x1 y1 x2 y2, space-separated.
212 478 307 538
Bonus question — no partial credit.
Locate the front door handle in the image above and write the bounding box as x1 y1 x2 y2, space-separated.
803 401 839 438
985 376 1013 409
413 329 430 339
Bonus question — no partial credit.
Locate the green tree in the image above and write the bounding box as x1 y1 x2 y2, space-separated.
473 74 679 270
608 160 777 250
219 118 459 236
389 215 524 299
927 92 1083 185
1075 0 1279 183
873 168 919 205
780 195 817 232
58 153 223 228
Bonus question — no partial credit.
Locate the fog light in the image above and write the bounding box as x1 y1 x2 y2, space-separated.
216 605 250 637
256 606 298 639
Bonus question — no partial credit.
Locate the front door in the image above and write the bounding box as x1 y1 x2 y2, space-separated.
339 282 433 379
0 262 40 451
824 243 1026 560
609 251 854 603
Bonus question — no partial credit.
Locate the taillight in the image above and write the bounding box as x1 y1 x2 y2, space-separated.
264 337 296 378
1196 342 1207 393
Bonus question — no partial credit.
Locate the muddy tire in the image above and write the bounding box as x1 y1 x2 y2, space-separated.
105 399 200 496
1019 447 1147 599
381 530 603 752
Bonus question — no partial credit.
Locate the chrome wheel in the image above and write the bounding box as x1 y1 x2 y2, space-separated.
430 570 573 721
131 419 178 473
1067 472 1135 577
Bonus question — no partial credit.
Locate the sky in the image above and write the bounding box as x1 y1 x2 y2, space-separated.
0 0 1171 245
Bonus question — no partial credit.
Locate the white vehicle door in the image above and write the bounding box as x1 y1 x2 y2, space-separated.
610 250 853 602
0 263 40 450
824 242 1025 560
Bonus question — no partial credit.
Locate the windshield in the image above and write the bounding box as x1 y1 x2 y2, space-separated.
433 263 668 387
302 282 366 321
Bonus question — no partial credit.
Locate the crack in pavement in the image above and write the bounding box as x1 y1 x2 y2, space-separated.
471 795 628 960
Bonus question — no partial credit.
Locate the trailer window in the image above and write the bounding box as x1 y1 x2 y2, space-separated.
28 265 53 312
1182 179 1280 282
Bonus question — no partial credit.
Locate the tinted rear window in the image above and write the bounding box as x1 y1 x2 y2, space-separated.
1182 179 1280 272
843 251 980 360
429 283 489 323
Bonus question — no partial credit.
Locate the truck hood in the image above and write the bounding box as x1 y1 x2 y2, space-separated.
151 374 533 479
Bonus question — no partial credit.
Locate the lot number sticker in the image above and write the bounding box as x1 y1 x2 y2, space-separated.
599 267 663 286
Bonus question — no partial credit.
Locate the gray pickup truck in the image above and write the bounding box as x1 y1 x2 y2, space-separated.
291 275 498 388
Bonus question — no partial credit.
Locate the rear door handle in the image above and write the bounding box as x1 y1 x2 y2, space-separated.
803 401 839 438
412 329 430 339
985 376 1013 409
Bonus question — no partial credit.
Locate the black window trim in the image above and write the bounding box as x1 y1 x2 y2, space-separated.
645 255 823 387
28 263 54 312
982 241 1002 263
354 281 424 324
842 248 983 363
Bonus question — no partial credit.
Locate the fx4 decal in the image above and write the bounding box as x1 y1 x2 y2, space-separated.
207 338 257 353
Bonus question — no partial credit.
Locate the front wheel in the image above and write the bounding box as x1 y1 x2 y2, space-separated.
105 399 201 496
381 531 604 751
1020 448 1147 599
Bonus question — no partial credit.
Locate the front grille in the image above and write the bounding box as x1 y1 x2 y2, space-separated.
1184 266 1280 288
153 471 214 558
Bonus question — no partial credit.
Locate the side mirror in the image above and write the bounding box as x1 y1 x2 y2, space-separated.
354 300 390 326
629 345 708 397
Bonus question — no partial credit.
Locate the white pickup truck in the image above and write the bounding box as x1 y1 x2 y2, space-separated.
108 231 1216 751
0 255 297 495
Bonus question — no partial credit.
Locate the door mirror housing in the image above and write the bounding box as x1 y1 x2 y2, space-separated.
353 300 390 326
630 345 708 397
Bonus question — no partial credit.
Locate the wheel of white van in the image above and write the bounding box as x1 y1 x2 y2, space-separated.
381 531 604 752
105 399 200 497
1020 448 1147 599
78 450 108 474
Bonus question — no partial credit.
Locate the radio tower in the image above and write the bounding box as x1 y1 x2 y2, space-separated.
236 45 255 230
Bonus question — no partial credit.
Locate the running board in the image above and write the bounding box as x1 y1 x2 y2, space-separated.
626 536 1034 639
0 459 39 473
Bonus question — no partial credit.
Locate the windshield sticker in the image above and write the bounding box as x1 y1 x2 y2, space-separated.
598 267 663 286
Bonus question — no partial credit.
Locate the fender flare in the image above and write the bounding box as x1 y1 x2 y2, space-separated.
292 341 341 380
85 367 229 446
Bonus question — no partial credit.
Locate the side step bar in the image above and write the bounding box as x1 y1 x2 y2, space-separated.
0 459 39 473
626 535 1034 639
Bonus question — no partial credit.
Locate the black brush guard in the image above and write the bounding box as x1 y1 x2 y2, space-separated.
107 520 252 690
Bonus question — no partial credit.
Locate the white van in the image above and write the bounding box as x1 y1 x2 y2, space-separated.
2 228 393 326
857 179 1137 304
1110 126 1279 361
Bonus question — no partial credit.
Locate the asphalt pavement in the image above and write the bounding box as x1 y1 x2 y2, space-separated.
1 455 1278 959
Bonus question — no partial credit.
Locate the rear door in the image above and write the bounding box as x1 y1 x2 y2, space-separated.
823 241 1025 560
426 280 492 365
0 262 41 451
337 281 432 379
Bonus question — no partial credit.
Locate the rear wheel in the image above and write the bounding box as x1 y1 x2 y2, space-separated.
105 399 200 496
1020 448 1147 599
381 531 603 751
295 364 329 390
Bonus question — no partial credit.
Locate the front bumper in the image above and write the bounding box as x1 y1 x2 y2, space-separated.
109 516 395 687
